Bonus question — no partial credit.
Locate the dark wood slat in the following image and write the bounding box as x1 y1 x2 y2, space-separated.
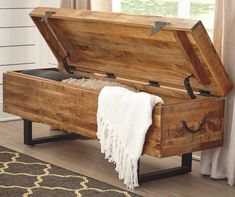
175 31 210 85
32 17 66 62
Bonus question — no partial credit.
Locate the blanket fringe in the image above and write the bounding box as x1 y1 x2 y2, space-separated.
97 114 139 189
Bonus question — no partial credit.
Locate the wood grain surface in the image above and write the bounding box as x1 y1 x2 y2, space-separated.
29 7 232 96
3 71 225 158
160 99 224 157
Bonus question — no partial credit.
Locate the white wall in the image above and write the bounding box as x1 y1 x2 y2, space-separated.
0 0 60 121
36 0 61 68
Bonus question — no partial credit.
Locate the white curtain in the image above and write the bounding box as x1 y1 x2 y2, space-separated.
60 0 112 11
61 0 90 9
201 0 235 185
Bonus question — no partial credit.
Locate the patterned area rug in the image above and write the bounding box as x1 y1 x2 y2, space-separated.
0 146 141 197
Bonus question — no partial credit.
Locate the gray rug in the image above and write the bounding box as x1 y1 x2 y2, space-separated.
0 146 142 197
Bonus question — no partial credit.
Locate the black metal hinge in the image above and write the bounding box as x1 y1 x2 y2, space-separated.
149 80 160 87
40 11 56 23
184 75 213 98
62 55 76 74
184 75 196 99
199 90 211 97
106 72 116 79
150 21 169 35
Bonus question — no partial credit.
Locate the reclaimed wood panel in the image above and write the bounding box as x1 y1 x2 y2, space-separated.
175 31 210 85
73 69 201 102
192 22 233 96
160 99 224 157
29 8 232 97
3 72 98 138
31 18 66 62
0 84 2 99
3 71 162 157
3 71 225 158
143 108 162 158
53 19 219 94
0 64 36 84
30 7 198 30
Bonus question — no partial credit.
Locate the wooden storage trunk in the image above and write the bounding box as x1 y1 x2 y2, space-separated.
3 7 233 158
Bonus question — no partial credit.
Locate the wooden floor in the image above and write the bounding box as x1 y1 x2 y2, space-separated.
0 120 235 197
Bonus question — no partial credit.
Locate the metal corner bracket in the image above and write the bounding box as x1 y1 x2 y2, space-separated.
150 21 169 35
40 11 56 23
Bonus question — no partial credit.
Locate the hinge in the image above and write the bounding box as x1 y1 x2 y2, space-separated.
106 72 116 79
40 11 56 23
150 21 169 35
199 90 211 97
149 80 160 87
184 76 214 98
184 75 196 99
62 55 75 74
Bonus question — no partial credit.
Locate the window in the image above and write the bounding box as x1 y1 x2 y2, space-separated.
113 0 215 37
189 0 214 36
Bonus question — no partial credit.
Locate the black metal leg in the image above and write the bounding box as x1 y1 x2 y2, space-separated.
24 119 33 145
138 153 192 184
182 153 192 171
23 119 81 146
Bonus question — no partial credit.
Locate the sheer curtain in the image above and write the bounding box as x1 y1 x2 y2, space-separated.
60 0 112 11
201 0 235 185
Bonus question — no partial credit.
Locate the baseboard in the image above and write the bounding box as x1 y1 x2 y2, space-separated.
192 153 201 161
0 99 21 122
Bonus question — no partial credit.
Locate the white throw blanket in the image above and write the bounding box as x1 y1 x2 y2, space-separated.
96 86 164 189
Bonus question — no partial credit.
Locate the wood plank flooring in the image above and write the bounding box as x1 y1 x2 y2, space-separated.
0 120 235 197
